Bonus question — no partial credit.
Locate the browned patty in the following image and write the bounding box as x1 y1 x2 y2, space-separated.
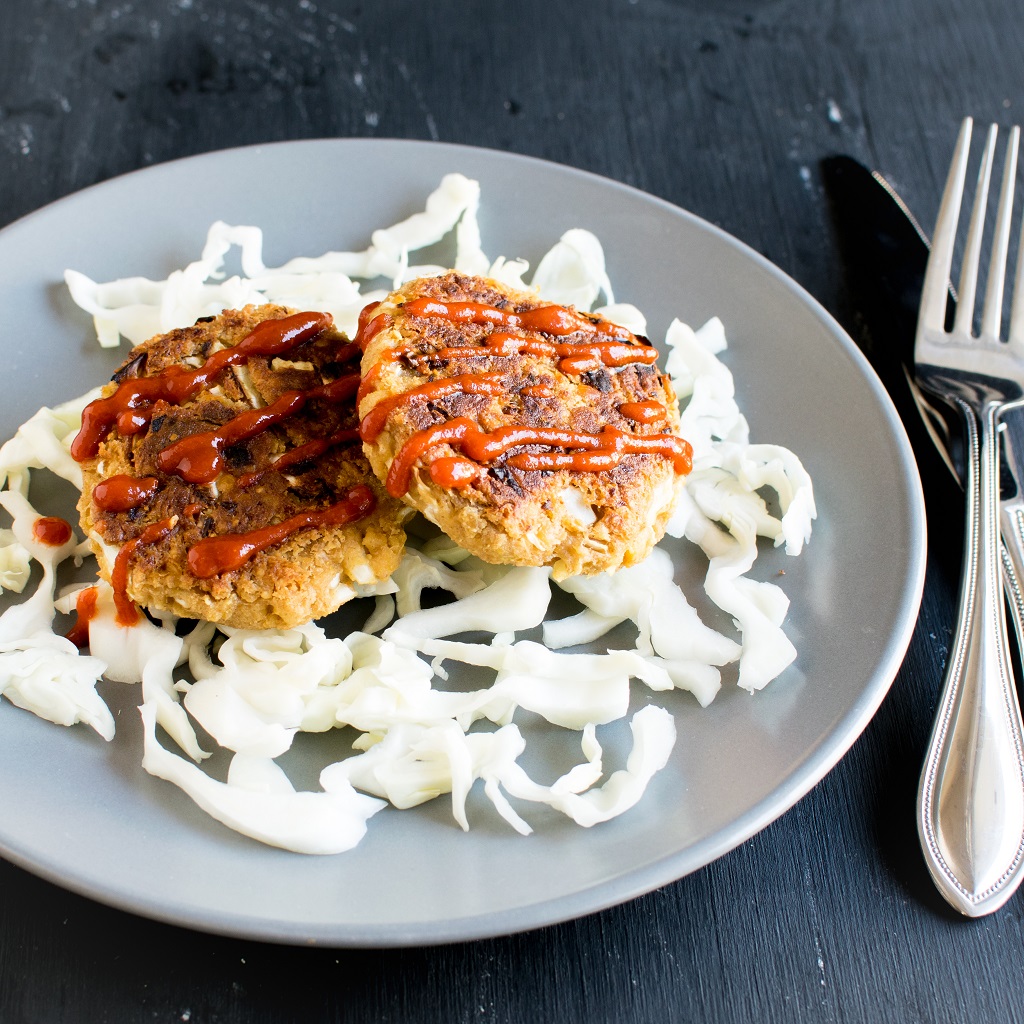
77 304 408 629
357 274 689 578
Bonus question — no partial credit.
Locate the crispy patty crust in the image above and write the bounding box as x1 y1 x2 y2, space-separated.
357 274 688 578
77 304 408 629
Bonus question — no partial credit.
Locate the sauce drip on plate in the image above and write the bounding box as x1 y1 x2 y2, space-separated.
32 516 73 547
65 585 99 648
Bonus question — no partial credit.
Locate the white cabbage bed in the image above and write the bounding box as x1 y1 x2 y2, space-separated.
0 176 815 854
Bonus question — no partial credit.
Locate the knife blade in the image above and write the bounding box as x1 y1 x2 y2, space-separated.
820 154 1024 657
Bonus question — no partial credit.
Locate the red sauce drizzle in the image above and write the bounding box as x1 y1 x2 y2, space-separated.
354 307 394 353
357 361 383 407
364 298 689 496
354 312 655 403
157 373 359 484
435 331 658 376
618 401 668 424
356 343 414 407
71 311 333 461
65 586 99 648
236 428 360 488
111 517 175 626
32 516 73 547
429 457 480 489
354 302 381 350
403 299 636 340
506 432 689 473
187 484 376 578
360 373 508 443
72 312 375 606
358 332 658 446
92 475 160 512
386 418 691 497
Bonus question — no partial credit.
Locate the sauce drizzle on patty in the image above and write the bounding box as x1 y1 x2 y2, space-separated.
400 298 637 340
385 418 691 497
92 475 160 512
358 298 691 498
187 484 376 578
156 373 359 484
72 311 333 461
72 311 376 624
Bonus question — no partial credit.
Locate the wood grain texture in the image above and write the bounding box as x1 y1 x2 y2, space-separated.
4 0 1024 1021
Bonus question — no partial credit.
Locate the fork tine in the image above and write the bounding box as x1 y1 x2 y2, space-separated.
1010 134 1024 348
954 123 998 337
981 125 1019 340
922 118 973 334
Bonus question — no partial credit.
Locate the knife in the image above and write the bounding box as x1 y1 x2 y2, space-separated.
820 154 1024 663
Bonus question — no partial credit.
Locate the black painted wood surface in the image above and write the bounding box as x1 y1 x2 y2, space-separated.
2 1 1024 1021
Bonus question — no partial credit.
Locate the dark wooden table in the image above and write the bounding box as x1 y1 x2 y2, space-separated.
3 1 1024 1021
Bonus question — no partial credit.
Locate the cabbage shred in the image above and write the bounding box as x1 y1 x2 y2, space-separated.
0 176 815 854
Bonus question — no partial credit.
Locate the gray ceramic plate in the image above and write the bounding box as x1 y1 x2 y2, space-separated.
0 140 925 947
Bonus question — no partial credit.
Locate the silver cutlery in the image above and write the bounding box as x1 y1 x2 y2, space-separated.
821 155 1024 665
916 374 1024 667
913 375 1024 661
915 117 1024 916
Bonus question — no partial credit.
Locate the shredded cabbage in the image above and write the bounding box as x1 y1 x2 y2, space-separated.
663 317 815 691
0 175 816 853
140 702 385 855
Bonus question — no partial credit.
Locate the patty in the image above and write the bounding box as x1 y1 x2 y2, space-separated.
74 304 409 630
356 273 691 579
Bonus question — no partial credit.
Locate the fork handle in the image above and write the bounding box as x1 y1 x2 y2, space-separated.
918 399 1024 916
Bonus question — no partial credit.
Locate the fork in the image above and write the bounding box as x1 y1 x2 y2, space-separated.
915 117 1024 917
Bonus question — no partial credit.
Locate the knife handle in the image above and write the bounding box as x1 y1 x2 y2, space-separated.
917 401 1024 916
